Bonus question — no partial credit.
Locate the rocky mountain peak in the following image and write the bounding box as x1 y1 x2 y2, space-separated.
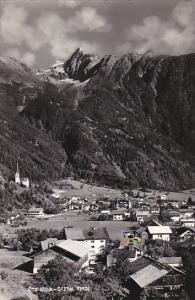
63 48 102 82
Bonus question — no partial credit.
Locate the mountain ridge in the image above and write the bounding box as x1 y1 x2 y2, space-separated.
0 50 194 190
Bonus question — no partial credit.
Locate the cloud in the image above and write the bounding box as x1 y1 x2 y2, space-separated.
37 12 101 59
0 3 110 63
119 0 195 55
36 7 110 59
68 6 111 32
57 0 79 8
6 48 36 67
0 4 45 50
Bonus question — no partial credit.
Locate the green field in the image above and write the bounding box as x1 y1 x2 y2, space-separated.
21 211 137 241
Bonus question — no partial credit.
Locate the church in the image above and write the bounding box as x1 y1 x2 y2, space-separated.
15 161 30 189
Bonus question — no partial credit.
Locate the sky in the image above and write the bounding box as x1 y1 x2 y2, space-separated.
0 0 195 68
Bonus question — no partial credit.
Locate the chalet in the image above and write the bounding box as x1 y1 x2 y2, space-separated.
169 210 180 223
181 218 195 228
147 226 172 241
28 207 44 217
64 227 109 257
176 227 195 241
31 239 91 273
37 238 59 252
136 210 150 223
107 248 136 267
134 227 148 241
111 211 125 221
179 208 194 219
129 261 186 299
115 199 132 209
110 210 130 221
68 202 81 210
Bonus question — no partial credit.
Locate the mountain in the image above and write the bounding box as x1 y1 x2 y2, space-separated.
0 57 66 182
0 50 195 190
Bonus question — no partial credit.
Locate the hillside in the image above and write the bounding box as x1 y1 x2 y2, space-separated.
0 51 195 190
0 57 66 182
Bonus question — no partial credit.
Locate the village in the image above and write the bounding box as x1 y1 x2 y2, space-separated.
0 164 195 299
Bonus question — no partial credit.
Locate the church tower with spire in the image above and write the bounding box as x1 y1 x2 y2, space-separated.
15 160 21 185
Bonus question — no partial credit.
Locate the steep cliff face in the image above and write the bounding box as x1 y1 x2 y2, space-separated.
0 50 195 189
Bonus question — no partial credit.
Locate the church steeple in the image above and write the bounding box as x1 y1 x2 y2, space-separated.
15 159 20 185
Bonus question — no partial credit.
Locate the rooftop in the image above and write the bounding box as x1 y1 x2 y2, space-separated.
40 238 58 251
65 228 85 240
177 227 195 235
147 226 172 234
130 264 168 288
65 227 110 240
56 240 91 258
28 207 43 212
158 257 182 265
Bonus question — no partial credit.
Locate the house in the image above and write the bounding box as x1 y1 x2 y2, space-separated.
107 244 144 267
100 210 110 215
28 207 44 217
169 210 180 223
134 227 148 241
111 210 125 221
136 210 150 223
37 238 59 252
160 194 168 201
68 202 81 210
150 207 160 215
179 208 194 219
107 248 136 267
181 218 195 227
128 261 186 299
176 227 195 241
115 199 132 209
158 257 183 268
31 239 91 273
64 227 109 257
147 226 172 241
82 204 90 212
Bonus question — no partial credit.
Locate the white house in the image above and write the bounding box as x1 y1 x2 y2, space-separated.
28 207 44 217
181 218 195 228
179 209 194 219
64 227 109 259
136 210 150 223
147 226 172 241
169 210 180 223
111 211 125 221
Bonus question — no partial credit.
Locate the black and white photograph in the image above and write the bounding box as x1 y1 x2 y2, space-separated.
0 0 195 299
